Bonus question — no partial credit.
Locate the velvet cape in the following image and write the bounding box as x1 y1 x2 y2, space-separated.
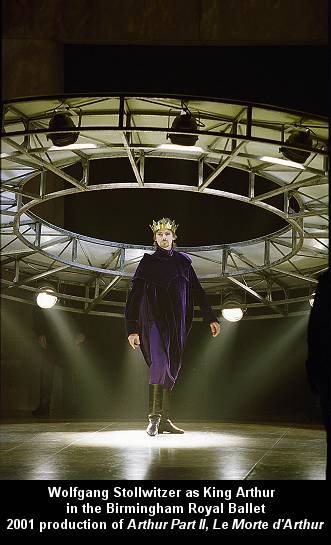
125 245 219 389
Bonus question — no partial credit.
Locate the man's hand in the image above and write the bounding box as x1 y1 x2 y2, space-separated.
38 334 47 349
210 322 221 337
128 333 140 350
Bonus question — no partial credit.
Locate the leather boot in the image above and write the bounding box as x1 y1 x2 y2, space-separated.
159 388 184 434
146 384 163 436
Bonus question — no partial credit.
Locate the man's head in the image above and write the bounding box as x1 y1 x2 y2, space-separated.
150 217 178 250
155 228 175 250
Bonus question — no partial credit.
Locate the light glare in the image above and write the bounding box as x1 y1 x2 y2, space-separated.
73 430 249 449
222 308 244 322
48 143 97 150
260 156 305 169
36 291 58 308
158 144 204 153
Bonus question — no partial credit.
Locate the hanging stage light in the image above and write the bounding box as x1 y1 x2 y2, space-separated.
222 307 243 322
279 129 313 164
36 284 58 309
47 112 79 147
221 293 245 322
167 111 199 146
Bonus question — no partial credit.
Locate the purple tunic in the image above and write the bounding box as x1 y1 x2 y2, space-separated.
125 245 219 389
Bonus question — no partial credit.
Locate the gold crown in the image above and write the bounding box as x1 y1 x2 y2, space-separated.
149 218 179 236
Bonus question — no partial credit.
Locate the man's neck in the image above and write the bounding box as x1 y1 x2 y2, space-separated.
156 244 173 252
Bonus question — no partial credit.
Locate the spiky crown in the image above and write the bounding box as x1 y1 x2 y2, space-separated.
149 218 179 237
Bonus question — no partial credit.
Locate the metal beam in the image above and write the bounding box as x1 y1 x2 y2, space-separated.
0 226 33 252
0 235 71 256
3 125 328 158
121 133 144 186
118 248 125 270
248 171 255 199
303 233 329 239
139 151 145 181
230 249 289 291
198 141 246 191
253 175 328 202
13 259 20 283
270 267 319 283
2 137 86 191
2 153 42 170
304 223 328 230
86 275 121 312
228 276 284 315
10 264 70 288
1 184 38 199
101 249 121 269
222 248 228 275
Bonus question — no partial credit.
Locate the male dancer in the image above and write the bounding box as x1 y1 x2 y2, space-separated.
125 218 220 436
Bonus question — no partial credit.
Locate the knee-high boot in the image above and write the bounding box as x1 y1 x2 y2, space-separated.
146 384 163 436
159 388 184 434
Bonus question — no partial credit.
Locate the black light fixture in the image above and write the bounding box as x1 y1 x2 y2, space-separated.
221 292 245 322
47 111 79 147
279 129 313 164
166 101 200 146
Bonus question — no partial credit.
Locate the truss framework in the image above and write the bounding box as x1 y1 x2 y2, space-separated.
1 95 328 320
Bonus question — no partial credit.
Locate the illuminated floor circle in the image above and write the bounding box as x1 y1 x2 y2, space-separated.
0 421 326 480
72 430 253 449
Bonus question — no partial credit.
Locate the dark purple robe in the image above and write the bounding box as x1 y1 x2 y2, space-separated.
125 244 219 389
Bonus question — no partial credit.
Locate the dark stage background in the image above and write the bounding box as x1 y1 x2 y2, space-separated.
64 45 328 117
1 298 321 424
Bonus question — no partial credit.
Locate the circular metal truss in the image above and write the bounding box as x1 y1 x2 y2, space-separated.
1 94 328 320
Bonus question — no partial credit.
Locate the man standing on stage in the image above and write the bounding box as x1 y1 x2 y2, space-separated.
125 217 221 436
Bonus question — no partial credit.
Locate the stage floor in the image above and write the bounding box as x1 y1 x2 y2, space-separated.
0 420 326 480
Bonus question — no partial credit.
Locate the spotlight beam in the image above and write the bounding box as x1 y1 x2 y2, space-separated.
228 276 285 315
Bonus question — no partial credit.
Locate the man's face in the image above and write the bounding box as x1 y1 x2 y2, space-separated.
155 229 174 250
